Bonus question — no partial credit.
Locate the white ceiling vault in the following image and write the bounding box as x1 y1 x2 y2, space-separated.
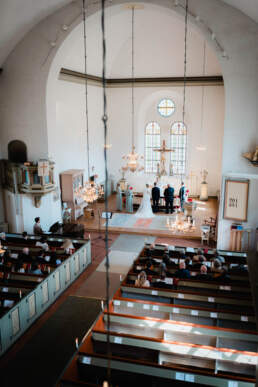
0 0 257 67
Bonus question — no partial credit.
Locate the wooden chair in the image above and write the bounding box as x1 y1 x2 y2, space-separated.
201 225 210 245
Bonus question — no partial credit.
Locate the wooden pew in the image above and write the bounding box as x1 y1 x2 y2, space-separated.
90 314 257 379
101 311 258 353
59 331 256 387
127 271 251 295
112 291 257 331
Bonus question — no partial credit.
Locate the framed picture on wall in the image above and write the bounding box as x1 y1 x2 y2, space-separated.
223 179 249 221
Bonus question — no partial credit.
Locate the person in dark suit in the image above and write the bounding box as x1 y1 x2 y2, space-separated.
179 182 186 212
164 184 174 214
151 182 160 213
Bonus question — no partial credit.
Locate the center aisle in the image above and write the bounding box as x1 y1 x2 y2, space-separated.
73 234 155 300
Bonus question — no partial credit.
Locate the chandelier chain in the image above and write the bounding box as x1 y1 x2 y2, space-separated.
200 41 206 139
82 0 90 179
182 0 188 124
131 6 135 149
101 0 111 383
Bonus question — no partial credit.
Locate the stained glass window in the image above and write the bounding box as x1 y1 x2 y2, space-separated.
170 121 187 175
145 122 161 173
158 98 175 117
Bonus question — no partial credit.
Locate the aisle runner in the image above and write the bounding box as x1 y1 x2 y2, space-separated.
107 213 172 231
96 234 155 275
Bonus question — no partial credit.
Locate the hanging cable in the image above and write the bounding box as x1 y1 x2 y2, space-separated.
181 0 188 183
200 41 206 149
82 0 90 180
101 0 111 384
131 6 135 150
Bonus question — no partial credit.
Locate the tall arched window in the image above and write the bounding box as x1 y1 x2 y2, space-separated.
145 122 161 173
170 122 187 175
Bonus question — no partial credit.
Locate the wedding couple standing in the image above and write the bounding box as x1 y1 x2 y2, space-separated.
135 182 183 218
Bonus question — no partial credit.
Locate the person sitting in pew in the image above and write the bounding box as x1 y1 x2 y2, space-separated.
195 265 213 281
22 231 28 240
154 273 173 289
211 259 229 280
135 271 150 287
33 217 44 235
215 251 225 264
184 257 192 270
19 247 32 263
14 258 25 273
192 255 206 271
61 239 74 254
193 248 206 262
29 262 43 275
36 236 49 251
174 261 191 279
145 259 157 276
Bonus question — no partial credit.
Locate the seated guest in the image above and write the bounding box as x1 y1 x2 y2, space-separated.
193 248 206 262
211 259 223 273
174 261 191 279
144 259 156 276
211 259 229 280
0 232 6 242
162 253 170 266
214 252 225 264
19 247 32 263
61 239 74 253
135 271 150 287
29 262 43 275
22 231 28 240
192 255 206 270
33 217 43 235
195 265 212 280
185 257 192 270
36 236 49 251
14 260 25 273
159 261 167 276
154 273 173 289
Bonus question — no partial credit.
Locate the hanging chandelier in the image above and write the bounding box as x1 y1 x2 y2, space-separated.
121 5 144 173
196 40 207 151
81 0 101 203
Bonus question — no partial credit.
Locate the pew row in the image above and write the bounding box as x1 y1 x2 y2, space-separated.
112 293 256 331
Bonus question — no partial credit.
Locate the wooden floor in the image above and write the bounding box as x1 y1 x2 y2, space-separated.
77 194 218 241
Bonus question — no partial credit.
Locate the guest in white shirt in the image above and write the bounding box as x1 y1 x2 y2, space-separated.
36 237 49 251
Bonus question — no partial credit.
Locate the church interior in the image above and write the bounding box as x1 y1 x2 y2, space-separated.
0 0 257 386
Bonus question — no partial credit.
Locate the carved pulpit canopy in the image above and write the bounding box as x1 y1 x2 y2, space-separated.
242 146 258 166
20 159 56 207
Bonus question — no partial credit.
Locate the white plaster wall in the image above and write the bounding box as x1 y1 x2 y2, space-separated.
21 192 62 234
48 80 105 183
107 84 224 195
3 190 23 233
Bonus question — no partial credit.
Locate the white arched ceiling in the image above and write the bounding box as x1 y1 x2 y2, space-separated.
0 0 71 67
58 3 221 78
0 0 257 68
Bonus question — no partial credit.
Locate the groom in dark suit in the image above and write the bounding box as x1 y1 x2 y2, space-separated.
164 184 174 214
152 182 160 213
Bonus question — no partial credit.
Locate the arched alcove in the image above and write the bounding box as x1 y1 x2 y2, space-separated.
8 140 27 163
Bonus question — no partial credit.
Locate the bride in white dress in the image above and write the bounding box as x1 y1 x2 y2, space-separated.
135 184 155 218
